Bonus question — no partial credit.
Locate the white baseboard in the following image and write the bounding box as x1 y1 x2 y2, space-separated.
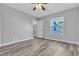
0 37 33 47
43 37 79 45
1 37 79 47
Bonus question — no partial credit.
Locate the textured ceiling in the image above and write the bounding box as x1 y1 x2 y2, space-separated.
4 3 79 18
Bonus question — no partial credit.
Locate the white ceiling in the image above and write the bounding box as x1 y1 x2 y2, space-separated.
4 3 79 18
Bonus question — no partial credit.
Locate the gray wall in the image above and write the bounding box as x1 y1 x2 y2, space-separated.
42 7 79 43
0 4 79 45
78 7 79 41
1 5 35 44
0 4 1 44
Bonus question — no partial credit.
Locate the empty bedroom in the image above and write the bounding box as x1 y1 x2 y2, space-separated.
0 3 79 56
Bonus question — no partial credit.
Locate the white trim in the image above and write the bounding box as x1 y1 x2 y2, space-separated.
44 37 79 45
1 37 79 47
0 37 33 47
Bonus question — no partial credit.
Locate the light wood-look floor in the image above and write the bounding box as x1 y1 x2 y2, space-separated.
0 38 79 56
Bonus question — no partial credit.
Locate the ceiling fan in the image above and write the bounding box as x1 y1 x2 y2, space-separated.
32 3 48 11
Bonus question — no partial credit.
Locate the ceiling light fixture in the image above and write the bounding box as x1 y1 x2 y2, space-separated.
32 3 48 11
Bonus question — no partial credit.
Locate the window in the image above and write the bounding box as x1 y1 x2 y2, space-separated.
50 17 64 34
